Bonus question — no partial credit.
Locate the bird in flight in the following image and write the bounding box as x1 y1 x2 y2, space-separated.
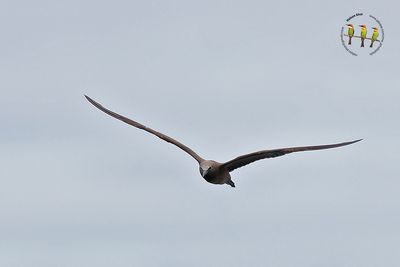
85 95 361 188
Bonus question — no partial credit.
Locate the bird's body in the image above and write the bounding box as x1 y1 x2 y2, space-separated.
347 24 354 45
359 25 367 47
370 27 379 48
199 160 233 186
85 95 361 188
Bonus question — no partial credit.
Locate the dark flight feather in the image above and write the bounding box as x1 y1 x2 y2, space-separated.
222 139 362 172
85 95 204 163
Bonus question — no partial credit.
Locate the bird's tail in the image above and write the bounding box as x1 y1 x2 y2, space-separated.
348 37 352 45
361 38 365 47
226 180 235 188
370 40 374 48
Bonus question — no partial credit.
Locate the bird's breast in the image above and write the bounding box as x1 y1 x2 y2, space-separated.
203 168 230 185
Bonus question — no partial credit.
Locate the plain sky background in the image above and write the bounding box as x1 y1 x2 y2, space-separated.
1 0 399 266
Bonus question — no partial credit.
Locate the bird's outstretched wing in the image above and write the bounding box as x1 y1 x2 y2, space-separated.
85 95 204 163
221 139 362 172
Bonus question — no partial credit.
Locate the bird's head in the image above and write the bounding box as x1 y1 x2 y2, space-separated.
346 24 354 28
199 160 217 179
372 27 379 31
199 164 212 178
359 24 367 28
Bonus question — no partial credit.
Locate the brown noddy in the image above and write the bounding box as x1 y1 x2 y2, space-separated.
85 95 361 188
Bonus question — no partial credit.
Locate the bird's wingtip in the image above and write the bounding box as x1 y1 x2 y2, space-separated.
348 139 363 145
84 95 97 105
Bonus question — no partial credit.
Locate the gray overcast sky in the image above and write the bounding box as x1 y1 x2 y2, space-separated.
1 0 399 266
